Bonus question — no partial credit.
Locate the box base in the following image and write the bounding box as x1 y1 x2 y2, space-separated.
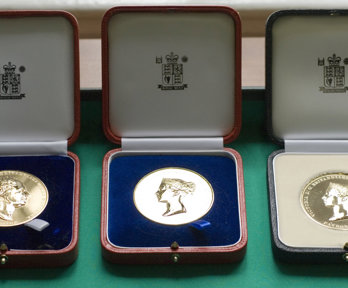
101 148 247 264
268 150 348 263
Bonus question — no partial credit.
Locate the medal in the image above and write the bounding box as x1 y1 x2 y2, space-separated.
0 170 48 227
133 167 214 226
301 172 348 230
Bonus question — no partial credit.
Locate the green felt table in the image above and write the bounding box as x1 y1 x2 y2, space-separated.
0 90 347 287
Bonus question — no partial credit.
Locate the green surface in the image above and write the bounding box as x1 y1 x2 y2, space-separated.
1 97 347 287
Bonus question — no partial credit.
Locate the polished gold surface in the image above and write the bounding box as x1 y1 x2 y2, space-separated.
301 173 348 230
0 171 48 227
133 167 214 226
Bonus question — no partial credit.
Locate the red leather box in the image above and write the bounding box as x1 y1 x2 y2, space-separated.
101 6 246 264
0 11 80 268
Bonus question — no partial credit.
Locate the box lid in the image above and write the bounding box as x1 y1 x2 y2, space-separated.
0 11 79 150
102 6 241 145
266 10 348 146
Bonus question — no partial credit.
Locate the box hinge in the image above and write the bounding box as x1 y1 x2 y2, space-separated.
0 140 68 156
284 140 348 153
121 137 224 151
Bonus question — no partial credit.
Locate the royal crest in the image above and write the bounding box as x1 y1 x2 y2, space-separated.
157 52 188 90
318 54 348 93
0 62 25 99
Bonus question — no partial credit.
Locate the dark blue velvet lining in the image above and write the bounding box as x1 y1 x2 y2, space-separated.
108 155 241 247
0 155 75 250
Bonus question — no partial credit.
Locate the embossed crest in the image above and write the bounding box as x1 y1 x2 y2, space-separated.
157 52 188 91
0 62 25 99
318 54 348 93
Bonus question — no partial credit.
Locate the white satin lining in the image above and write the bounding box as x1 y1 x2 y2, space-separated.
0 140 68 156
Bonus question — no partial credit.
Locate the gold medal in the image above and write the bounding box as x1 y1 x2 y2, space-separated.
133 167 214 226
301 172 348 230
0 170 48 227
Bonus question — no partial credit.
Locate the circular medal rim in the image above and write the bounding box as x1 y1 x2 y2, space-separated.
0 170 49 227
133 167 215 226
300 172 348 231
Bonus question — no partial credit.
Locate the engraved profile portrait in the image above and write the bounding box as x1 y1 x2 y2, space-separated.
0 179 29 221
322 182 348 221
156 178 195 217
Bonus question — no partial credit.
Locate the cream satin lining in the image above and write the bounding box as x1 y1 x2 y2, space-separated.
273 153 348 248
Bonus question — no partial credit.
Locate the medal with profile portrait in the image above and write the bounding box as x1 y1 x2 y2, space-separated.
133 167 214 226
0 170 48 227
301 172 348 230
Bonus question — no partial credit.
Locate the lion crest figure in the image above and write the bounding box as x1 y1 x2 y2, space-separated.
322 182 348 221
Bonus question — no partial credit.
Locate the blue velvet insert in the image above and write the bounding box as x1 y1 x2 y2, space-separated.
0 155 75 250
108 155 241 248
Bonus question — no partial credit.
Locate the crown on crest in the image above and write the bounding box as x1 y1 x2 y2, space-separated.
3 62 16 73
328 54 341 66
166 52 179 63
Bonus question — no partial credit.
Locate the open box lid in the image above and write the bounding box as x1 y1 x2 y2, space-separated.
266 10 348 151
0 11 79 154
102 6 241 145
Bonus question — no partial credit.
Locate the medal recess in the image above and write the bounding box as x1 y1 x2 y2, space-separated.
0 170 48 227
301 173 348 230
133 167 214 226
